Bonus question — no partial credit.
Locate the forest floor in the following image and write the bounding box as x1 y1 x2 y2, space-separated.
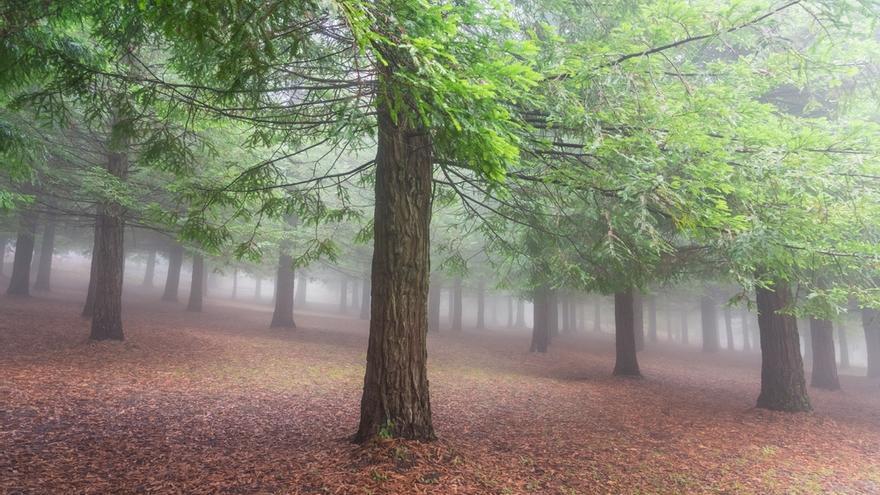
2 287 880 494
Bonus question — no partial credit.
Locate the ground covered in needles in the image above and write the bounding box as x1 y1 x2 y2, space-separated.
2 293 880 494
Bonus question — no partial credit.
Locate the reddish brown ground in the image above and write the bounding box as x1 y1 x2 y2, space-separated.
2 286 880 494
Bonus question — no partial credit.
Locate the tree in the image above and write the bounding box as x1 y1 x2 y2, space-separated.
33 214 56 291
700 295 720 353
613 288 641 377
809 318 840 390
186 253 204 312
162 243 184 302
6 210 36 296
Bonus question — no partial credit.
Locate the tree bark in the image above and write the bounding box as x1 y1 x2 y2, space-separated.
0 235 7 277
741 309 752 352
647 295 658 343
476 281 486 329
339 277 349 313
231 267 238 298
633 291 644 351
530 286 550 353
354 89 434 443
295 271 307 305
270 251 296 328
723 307 734 351
6 211 37 296
89 147 127 341
451 277 462 332
593 298 602 333
755 280 811 412
613 288 641 377
862 308 880 378
838 325 850 368
681 307 690 344
186 253 204 312
360 277 370 320
700 295 720 353
547 289 559 337
161 243 183 302
515 298 525 327
33 216 56 292
809 318 840 390
428 278 441 332
142 248 156 288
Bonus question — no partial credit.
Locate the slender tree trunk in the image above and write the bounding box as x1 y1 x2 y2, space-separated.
82 224 99 317
354 89 434 443
700 295 720 352
33 216 56 292
89 147 127 341
339 277 348 313
647 295 658 343
755 279 811 412
428 278 441 332
809 318 840 390
161 244 183 302
530 286 550 353
451 277 462 332
723 307 734 351
255 276 263 300
862 308 880 378
613 288 641 377
561 296 570 333
633 291 644 351
360 277 370 320
741 309 752 352
231 267 238 298
838 325 850 368
142 249 156 288
682 308 690 345
507 296 513 328
665 298 672 341
0 235 7 277
515 298 525 327
547 289 559 337
295 272 307 305
270 251 296 328
476 281 486 329
593 298 602 333
6 211 37 296
202 262 209 298
186 253 204 312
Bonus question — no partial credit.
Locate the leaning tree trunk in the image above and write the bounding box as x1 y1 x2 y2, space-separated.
360 277 370 320
33 215 56 292
862 308 880 378
838 325 850 368
270 250 296 328
428 279 441 332
613 288 641 377
354 88 434 443
6 211 37 296
723 307 734 351
647 295 658 344
700 295 720 353
755 279 811 412
186 253 204 312
476 281 486 329
161 243 183 302
89 147 127 341
451 277 463 332
142 248 156 288
530 286 550 353
809 318 840 390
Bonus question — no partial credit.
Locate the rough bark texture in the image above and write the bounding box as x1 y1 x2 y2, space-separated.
700 296 720 353
451 277 462 332
161 244 183 302
613 289 641 376
354 91 434 443
186 254 204 313
755 280 811 412
862 309 880 378
89 148 127 341
476 281 486 329
270 251 296 328
142 249 156 288
809 318 840 390
428 279 441 332
7 211 37 296
647 295 658 343
838 325 850 368
33 216 56 292
360 277 370 320
530 287 550 353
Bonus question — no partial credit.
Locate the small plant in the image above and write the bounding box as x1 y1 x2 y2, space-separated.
370 470 388 482
378 420 395 439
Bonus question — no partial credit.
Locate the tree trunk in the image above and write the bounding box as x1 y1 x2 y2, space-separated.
515 298 525 327
647 295 658 343
862 308 880 378
161 243 183 302
33 216 56 292
142 249 156 288
354 88 434 443
724 307 734 351
809 318 840 390
428 279 441 332
231 267 238 298
186 253 204 312
82 224 100 317
561 296 570 333
530 286 550 352
682 308 690 344
633 291 644 351
339 277 348 313
755 280 811 412
89 147 127 341
0 235 7 277
838 325 850 368
593 298 602 333
360 277 370 320
476 281 486 329
255 276 263 300
295 272 307 305
613 288 641 377
741 309 752 352
506 296 513 328
6 211 37 296
700 295 720 353
451 277 462 332
270 251 296 328
547 289 559 337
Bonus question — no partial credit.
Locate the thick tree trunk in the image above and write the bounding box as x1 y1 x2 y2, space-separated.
33 216 56 291
476 281 486 329
755 280 811 412
360 277 370 320
161 244 183 302
741 309 752 352
354 90 434 443
6 211 37 296
838 325 850 368
142 249 156 288
809 318 840 390
530 286 550 353
451 277 462 332
647 295 658 343
339 277 348 313
186 253 204 312
428 279 441 332
862 309 880 378
613 288 641 377
270 251 296 328
723 307 734 350
515 298 525 327
700 295 720 353
89 148 127 341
